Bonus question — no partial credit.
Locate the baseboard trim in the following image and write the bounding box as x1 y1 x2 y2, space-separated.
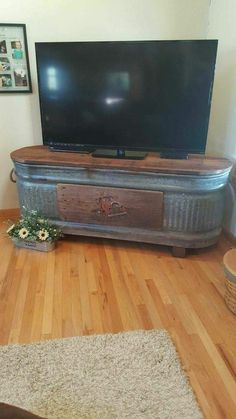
0 208 20 220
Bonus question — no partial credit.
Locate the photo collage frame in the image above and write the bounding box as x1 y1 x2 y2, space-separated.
0 23 32 93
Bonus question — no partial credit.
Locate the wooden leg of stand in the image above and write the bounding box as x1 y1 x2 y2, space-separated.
172 246 186 258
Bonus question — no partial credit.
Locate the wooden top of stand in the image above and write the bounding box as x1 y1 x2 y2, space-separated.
11 146 232 176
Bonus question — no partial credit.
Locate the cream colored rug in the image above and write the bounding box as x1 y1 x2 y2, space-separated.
0 330 202 419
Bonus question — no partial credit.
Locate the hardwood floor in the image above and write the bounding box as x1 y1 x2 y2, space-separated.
0 211 236 418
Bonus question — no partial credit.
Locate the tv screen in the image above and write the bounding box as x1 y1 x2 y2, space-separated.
35 40 217 155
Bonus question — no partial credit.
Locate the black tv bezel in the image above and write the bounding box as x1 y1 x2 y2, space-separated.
35 39 218 155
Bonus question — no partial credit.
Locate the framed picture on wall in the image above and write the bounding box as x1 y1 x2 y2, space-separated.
0 23 32 93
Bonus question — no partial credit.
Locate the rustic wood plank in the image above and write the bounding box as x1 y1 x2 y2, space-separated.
57 184 163 229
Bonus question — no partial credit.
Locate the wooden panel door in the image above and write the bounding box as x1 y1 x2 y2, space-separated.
57 184 163 229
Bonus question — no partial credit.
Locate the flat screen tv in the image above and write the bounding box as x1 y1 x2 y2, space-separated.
35 40 217 158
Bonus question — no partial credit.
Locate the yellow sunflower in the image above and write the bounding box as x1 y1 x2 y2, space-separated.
38 229 49 241
19 228 29 239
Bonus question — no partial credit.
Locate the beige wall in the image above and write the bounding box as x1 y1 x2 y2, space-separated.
206 0 236 159
207 0 236 237
0 0 210 209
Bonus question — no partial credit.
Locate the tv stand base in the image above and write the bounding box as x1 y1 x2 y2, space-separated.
11 146 232 257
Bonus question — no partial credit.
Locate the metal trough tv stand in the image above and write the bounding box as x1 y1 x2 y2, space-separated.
11 146 232 257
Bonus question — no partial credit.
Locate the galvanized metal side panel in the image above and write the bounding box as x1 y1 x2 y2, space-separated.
13 161 230 249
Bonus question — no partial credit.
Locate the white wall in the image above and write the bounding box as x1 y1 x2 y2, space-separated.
206 0 236 159
206 0 236 237
0 0 210 209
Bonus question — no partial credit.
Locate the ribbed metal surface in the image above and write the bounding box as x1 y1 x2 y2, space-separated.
15 162 229 193
18 181 59 218
163 191 224 232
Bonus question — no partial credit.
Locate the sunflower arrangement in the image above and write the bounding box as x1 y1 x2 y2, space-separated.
7 208 63 242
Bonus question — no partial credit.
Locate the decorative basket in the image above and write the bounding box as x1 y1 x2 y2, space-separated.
223 249 236 315
13 238 55 252
225 278 236 315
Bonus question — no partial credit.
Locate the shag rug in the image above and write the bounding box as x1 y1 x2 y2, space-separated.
0 330 202 419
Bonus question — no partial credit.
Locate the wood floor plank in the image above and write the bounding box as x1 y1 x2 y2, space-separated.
97 243 123 333
0 214 236 418
127 249 164 328
7 251 31 342
78 246 93 335
62 243 76 337
42 252 55 336
104 244 142 331
52 245 64 339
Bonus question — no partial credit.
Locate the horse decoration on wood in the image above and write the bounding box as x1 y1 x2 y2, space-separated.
96 196 127 218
